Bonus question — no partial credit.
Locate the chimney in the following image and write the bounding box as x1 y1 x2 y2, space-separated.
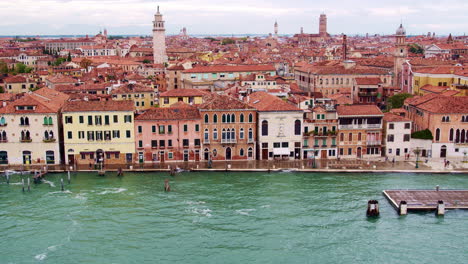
342 34 347 61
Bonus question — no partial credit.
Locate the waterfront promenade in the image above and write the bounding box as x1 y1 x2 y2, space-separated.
1 158 467 174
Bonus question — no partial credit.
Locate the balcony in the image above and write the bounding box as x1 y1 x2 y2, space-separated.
203 139 210 144
0 138 7 143
221 139 237 144
20 137 32 142
0 123 7 127
339 124 381 130
248 138 255 143
366 141 381 146
43 138 56 143
358 92 378 97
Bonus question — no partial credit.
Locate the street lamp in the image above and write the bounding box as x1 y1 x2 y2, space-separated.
413 147 421 169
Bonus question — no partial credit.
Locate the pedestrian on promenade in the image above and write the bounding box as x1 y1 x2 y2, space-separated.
392 157 395 166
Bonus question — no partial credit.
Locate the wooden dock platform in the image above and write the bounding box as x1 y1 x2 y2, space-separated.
383 190 468 210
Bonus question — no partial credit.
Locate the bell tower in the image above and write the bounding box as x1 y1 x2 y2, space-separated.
153 6 167 65
394 24 407 87
319 14 327 37
274 20 278 38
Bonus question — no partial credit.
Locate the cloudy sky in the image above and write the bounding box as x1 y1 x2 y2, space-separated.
0 0 467 36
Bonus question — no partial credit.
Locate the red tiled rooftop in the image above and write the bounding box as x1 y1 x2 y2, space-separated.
63 100 135 112
183 64 275 73
337 105 383 116
248 92 301 112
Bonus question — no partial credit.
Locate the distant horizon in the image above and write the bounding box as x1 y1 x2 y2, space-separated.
1 0 467 36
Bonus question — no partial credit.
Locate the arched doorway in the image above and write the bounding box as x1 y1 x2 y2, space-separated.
357 147 362 158
440 145 447 158
226 147 232 160
204 148 210 161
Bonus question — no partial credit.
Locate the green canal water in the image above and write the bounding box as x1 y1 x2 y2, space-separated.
1 171 468 264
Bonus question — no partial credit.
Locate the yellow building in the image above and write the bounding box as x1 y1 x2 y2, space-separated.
413 67 468 96
159 89 206 107
3 75 36 94
111 83 155 111
62 100 136 166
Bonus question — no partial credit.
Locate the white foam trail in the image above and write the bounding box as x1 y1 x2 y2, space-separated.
49 190 72 194
74 193 87 201
186 200 206 205
43 180 55 187
261 205 271 208
235 209 256 216
35 253 47 261
9 182 23 185
191 208 212 217
98 188 127 195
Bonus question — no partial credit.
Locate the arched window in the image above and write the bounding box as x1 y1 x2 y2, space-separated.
340 133 344 141
461 129 466 143
231 114 235 123
213 129 218 140
248 113 253 123
0 117 5 125
204 129 209 141
231 129 235 141
48 117 53 125
348 133 352 141
204 114 209 124
1 131 6 141
449 128 454 141
44 117 48 125
227 114 231 123
261 120 268 136
44 131 49 140
442 116 446 122
248 128 253 141
25 117 29 125
213 114 218 123
222 129 226 140
20 117 24 126
332 79 335 85
456 129 460 143
222 114 226 123
358 132 362 141
240 128 244 139
50 131 54 139
435 128 440 141
248 147 253 158
463 116 466 122
294 120 301 135
240 114 245 123
226 129 231 140
240 148 244 156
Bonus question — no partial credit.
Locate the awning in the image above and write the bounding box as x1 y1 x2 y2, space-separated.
273 148 290 155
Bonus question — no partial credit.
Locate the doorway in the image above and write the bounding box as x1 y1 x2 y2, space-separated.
357 147 362 158
440 145 447 158
23 151 31 165
321 150 327 159
226 147 232 160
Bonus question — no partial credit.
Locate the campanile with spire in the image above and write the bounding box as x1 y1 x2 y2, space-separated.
153 6 168 64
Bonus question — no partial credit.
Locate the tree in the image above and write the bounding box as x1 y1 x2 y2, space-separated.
0 86 4 93
67 52 72 62
221 38 235 45
142 59 151 64
53 57 67 66
0 61 8 74
411 129 433 140
79 58 93 72
387 93 413 110
408 44 424 54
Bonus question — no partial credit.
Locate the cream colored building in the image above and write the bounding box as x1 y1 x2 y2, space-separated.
3 75 36 94
249 92 303 160
0 88 69 165
62 100 136 166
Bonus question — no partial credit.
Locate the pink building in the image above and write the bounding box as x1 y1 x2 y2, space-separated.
134 103 201 163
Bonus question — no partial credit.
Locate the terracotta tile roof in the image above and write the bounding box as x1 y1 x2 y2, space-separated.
160 89 207 97
46 75 76 84
328 93 353 105
4 75 27 83
355 77 381 85
0 88 69 114
383 112 411 122
198 94 254 110
297 64 390 75
248 91 301 112
337 105 383 117
136 105 200 121
112 83 153 94
420 84 449 94
62 100 135 112
413 96 468 114
183 64 275 73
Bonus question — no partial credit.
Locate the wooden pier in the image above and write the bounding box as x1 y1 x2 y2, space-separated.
383 189 468 211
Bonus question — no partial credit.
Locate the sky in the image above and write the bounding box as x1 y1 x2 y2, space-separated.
0 0 467 36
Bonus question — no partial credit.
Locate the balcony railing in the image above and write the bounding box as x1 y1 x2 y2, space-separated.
358 92 378 97
20 137 32 142
43 138 56 143
203 139 210 144
221 139 237 144
248 138 255 143
0 138 7 143
0 123 7 127
366 141 381 146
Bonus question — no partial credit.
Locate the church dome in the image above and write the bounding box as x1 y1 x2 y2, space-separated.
396 24 406 35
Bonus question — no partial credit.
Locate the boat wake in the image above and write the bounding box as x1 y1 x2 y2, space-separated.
98 188 127 195
235 209 256 216
43 180 56 187
49 190 72 194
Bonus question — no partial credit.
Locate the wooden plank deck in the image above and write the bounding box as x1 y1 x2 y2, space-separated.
383 190 468 210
